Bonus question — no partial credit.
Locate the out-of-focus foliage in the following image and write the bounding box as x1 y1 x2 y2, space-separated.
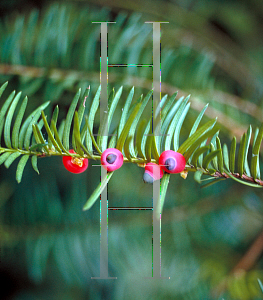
1 1 263 300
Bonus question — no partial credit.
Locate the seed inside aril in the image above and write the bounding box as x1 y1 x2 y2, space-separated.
106 153 117 164
165 158 176 171
143 172 154 183
71 157 84 167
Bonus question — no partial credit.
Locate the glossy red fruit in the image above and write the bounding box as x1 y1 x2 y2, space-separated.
101 148 123 172
159 150 186 174
143 162 164 183
62 149 88 174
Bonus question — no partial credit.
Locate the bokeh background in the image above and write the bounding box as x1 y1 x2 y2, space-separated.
1 0 263 299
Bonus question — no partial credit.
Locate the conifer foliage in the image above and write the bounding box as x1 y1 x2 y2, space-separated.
0 81 262 212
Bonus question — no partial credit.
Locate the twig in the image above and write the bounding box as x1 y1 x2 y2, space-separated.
213 171 263 187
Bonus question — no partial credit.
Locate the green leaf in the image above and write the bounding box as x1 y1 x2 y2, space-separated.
189 104 209 137
4 152 21 168
31 124 49 154
74 132 93 159
82 121 92 153
145 131 153 162
108 128 117 149
0 152 12 165
86 85 100 153
191 146 210 167
127 90 153 157
78 86 90 127
0 82 8 98
165 97 189 150
73 111 84 156
252 127 258 148
29 142 48 152
116 102 141 152
210 131 219 147
32 124 42 144
16 154 30 183
198 139 208 167
31 155 39 174
159 94 168 114
173 102 191 151
222 144 230 172
155 94 168 118
210 132 219 170
100 86 123 152
216 137 223 174
85 116 101 155
83 171 114 210
135 119 147 159
251 123 263 179
140 120 151 160
51 120 70 155
4 92 22 148
244 125 252 176
72 88 87 151
12 96 28 149
97 89 114 150
183 127 219 162
0 90 16 144
72 117 93 159
161 96 184 149
62 88 81 150
161 92 178 122
80 115 89 143
118 86 134 138
152 94 168 149
47 105 59 149
19 101 50 149
194 170 203 183
178 118 217 155
210 143 218 170
124 135 134 161
258 279 263 293
152 135 161 162
41 111 62 154
203 149 221 170
229 136 236 174
237 132 247 176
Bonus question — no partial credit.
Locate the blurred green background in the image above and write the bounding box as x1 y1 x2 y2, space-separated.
1 0 263 299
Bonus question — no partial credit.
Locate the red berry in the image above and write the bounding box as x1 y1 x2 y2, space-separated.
62 149 88 174
159 150 186 174
101 148 123 172
143 163 164 183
